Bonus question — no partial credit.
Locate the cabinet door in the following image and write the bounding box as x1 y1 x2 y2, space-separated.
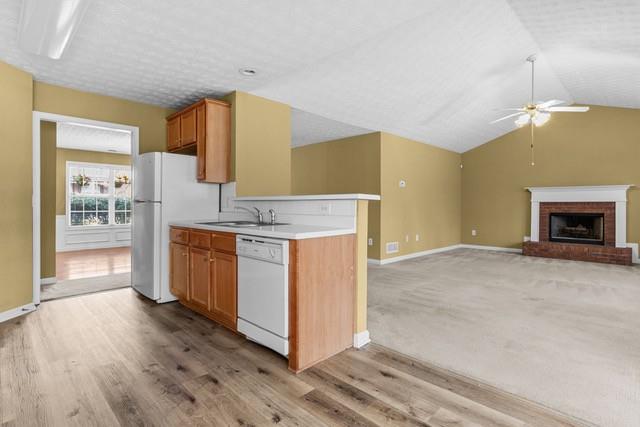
167 116 181 151
211 251 237 329
196 104 206 180
169 242 189 300
189 247 211 311
180 108 197 147
201 101 231 183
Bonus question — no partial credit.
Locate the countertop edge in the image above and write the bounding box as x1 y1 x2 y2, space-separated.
169 222 356 240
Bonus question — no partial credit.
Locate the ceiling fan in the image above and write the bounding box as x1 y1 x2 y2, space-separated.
491 54 589 127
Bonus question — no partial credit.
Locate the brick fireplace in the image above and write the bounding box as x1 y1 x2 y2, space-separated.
523 186 634 265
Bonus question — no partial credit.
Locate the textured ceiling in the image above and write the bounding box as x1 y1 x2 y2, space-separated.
0 0 637 152
291 109 372 147
57 122 132 154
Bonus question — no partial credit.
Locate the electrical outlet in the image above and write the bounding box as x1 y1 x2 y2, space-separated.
472 229 477 237
405 235 409 242
415 234 420 241
368 238 373 246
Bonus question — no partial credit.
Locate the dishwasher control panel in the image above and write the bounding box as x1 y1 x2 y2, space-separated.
236 235 288 265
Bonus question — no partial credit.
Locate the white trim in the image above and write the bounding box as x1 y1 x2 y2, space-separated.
0 303 37 324
628 243 639 264
459 244 523 253
353 330 371 348
41 277 57 285
32 111 139 306
530 201 540 242
368 244 463 265
526 185 633 202
615 201 627 248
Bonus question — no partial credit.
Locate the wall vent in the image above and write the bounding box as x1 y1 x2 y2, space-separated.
386 242 399 254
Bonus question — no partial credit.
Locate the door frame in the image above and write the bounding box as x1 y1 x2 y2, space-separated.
32 111 140 305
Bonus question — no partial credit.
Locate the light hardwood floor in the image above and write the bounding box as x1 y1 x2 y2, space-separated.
0 288 590 427
56 247 131 281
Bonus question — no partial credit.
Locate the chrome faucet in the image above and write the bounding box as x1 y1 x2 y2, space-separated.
253 207 264 224
268 209 276 225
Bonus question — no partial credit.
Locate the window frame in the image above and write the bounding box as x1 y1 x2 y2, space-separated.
65 161 132 229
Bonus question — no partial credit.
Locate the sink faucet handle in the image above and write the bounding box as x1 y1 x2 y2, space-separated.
268 209 276 225
253 207 263 224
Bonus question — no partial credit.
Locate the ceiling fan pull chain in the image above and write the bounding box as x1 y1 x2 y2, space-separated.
530 122 535 166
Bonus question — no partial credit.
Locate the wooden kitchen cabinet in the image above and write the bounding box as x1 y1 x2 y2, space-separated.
211 250 237 330
169 241 189 300
189 247 211 312
180 107 197 147
166 99 231 183
167 116 181 151
170 227 237 332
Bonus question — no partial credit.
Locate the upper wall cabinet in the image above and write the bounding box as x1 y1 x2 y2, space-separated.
166 98 231 183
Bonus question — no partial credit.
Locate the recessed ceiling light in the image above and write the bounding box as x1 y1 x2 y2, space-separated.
239 68 257 76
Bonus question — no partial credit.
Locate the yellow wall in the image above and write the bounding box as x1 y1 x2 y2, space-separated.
226 91 292 196
33 82 173 154
40 122 57 279
55 149 131 215
291 132 382 258
0 61 33 312
291 132 462 260
461 105 640 248
380 133 462 259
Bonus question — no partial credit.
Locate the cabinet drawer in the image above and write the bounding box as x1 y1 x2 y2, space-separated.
170 228 190 244
212 232 236 253
190 230 211 249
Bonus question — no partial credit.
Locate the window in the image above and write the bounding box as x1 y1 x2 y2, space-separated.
67 162 132 227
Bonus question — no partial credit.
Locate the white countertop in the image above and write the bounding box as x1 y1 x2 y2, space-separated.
170 220 355 240
234 193 380 201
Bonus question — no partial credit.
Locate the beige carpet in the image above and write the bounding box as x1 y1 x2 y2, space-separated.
368 248 640 427
41 273 131 301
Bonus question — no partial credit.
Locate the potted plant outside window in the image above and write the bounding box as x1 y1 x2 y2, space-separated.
72 174 91 193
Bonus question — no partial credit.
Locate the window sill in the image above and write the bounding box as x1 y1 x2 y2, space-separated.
66 224 131 232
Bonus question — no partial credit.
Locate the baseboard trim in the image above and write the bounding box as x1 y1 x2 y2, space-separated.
0 303 37 324
368 244 462 265
41 277 57 286
368 243 526 265
459 244 523 254
353 330 371 348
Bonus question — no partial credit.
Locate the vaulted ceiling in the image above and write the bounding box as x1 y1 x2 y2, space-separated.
0 0 637 152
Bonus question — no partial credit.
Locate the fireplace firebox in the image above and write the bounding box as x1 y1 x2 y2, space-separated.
549 213 604 245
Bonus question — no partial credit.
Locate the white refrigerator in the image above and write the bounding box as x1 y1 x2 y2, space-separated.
132 152 219 302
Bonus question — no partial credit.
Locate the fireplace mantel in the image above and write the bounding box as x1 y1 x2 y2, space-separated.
526 185 634 250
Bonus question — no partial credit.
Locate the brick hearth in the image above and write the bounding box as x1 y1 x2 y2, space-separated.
523 241 632 265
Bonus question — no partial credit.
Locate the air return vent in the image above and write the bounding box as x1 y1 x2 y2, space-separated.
386 242 399 254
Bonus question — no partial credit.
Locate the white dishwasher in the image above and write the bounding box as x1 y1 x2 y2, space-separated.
236 235 289 356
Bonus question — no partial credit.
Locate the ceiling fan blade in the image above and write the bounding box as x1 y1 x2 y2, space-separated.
545 106 590 112
537 99 565 109
495 108 526 112
515 114 531 127
490 112 524 124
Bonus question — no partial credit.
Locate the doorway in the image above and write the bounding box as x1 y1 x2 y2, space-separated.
32 112 139 303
